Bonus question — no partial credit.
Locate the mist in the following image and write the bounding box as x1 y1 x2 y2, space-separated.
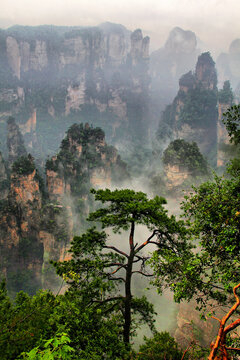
1 0 240 55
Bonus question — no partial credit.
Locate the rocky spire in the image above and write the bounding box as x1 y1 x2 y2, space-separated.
7 116 27 165
195 52 217 90
130 29 150 65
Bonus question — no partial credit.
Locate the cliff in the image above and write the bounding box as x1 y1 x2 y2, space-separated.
0 120 129 294
217 81 234 167
7 116 27 164
0 24 150 158
162 139 208 193
216 38 240 90
157 52 218 163
0 155 44 294
150 27 199 130
46 123 129 229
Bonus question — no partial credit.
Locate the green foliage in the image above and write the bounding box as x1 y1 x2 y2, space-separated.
88 188 174 231
222 104 240 145
218 80 233 104
34 170 46 198
162 139 208 176
45 158 58 171
151 106 240 309
55 188 188 347
54 227 121 298
50 123 106 176
0 284 57 360
152 171 240 309
49 291 128 359
66 123 105 144
20 333 75 360
12 155 35 176
136 331 184 360
41 203 69 243
0 280 128 359
179 85 218 128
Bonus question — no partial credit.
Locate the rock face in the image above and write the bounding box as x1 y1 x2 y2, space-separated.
150 27 199 130
0 24 150 156
44 123 129 285
46 123 129 222
7 117 27 164
164 164 190 190
162 139 208 193
0 120 129 294
157 52 218 162
19 109 38 149
216 81 234 167
217 38 240 89
0 155 44 294
175 300 217 349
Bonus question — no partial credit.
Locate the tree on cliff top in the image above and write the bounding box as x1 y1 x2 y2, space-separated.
54 188 189 346
163 139 208 176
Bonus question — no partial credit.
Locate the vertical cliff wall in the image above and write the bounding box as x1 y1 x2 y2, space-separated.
46 123 129 224
0 155 44 294
0 24 150 158
7 116 27 164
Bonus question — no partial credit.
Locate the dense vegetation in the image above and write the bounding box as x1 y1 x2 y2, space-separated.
162 139 208 176
12 155 35 176
179 86 218 129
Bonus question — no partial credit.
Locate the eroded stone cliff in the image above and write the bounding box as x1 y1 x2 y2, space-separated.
0 24 150 157
0 120 129 294
150 27 199 131
157 52 218 162
46 123 129 226
0 155 44 294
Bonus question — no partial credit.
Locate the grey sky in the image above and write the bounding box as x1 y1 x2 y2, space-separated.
1 0 240 55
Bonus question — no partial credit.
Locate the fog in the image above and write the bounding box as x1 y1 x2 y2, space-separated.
1 0 240 55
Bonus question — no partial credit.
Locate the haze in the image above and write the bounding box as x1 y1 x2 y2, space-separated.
1 0 240 55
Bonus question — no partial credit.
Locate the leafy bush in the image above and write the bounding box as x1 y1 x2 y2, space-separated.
20 333 75 360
